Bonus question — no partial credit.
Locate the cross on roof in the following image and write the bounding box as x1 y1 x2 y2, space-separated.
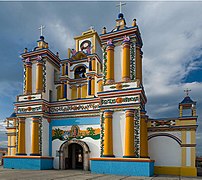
38 25 45 36
184 88 191 97
116 2 126 13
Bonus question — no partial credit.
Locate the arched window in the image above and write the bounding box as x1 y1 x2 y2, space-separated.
74 66 86 79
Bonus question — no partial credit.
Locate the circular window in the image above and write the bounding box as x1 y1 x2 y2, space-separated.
80 40 91 51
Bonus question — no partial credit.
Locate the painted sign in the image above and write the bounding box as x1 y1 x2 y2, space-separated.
52 125 100 141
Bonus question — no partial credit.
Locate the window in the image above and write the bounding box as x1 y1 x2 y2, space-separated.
74 66 86 79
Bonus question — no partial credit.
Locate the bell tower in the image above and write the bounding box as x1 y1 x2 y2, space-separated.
179 89 197 117
98 11 148 159
91 10 153 177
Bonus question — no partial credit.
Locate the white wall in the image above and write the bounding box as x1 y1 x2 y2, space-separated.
25 117 32 155
113 111 125 157
148 136 181 166
42 118 49 156
114 45 122 82
95 38 102 60
42 61 58 102
52 139 61 169
32 63 36 93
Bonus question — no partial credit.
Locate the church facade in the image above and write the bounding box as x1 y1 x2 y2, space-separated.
4 13 198 177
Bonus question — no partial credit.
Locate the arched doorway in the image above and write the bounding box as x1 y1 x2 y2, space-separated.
59 140 90 171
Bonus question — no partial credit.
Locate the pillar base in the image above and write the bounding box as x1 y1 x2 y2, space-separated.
16 153 27 156
122 77 130 82
105 79 114 84
30 153 41 156
123 155 136 158
101 155 115 157
25 91 32 95
36 90 43 93
140 156 150 158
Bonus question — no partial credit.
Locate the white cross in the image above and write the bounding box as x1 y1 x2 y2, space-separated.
116 2 126 13
38 25 45 36
184 88 191 96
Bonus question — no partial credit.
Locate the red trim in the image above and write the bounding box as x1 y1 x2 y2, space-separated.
90 157 154 162
3 156 54 159
178 117 197 121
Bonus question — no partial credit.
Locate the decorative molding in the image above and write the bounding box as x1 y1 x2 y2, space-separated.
103 46 107 84
50 103 99 114
101 95 139 106
17 93 42 102
150 120 176 127
17 105 43 113
181 144 196 147
43 60 46 93
134 109 140 157
103 81 137 91
38 117 42 155
100 112 104 156
130 41 136 80
23 64 26 94
148 125 197 132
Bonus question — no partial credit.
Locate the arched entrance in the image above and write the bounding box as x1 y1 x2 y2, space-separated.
59 140 90 170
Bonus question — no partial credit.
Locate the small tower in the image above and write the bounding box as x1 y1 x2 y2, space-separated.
178 89 198 176
179 89 197 117
59 28 102 101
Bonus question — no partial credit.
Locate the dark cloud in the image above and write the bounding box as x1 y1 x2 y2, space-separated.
0 2 202 154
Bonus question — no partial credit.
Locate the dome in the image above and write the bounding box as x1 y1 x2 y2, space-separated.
118 13 124 19
9 112 16 118
180 96 194 104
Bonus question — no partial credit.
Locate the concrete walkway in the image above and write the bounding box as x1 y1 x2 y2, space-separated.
0 167 201 180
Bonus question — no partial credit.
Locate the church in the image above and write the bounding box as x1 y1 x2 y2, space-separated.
3 9 198 177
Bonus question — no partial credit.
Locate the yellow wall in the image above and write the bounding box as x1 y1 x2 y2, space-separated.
71 86 77 100
91 78 95 95
81 84 87 98
77 86 81 99
98 80 103 92
154 166 197 177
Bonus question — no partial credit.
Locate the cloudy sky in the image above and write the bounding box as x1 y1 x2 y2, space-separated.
0 1 201 155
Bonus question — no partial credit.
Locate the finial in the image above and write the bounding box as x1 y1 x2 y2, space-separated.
116 2 126 14
102 27 106 34
132 19 137 26
184 88 191 97
123 35 130 42
38 25 45 37
25 57 30 63
89 26 94 30
24 48 28 53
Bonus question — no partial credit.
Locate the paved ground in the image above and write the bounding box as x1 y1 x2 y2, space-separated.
0 167 201 180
